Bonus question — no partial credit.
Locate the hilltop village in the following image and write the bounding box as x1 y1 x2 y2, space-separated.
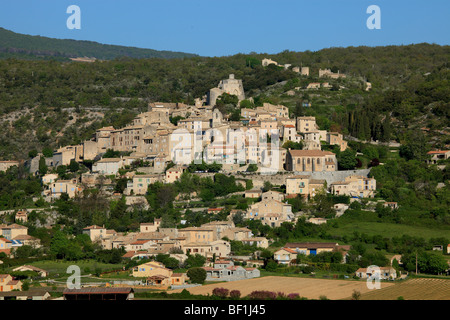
0 59 449 300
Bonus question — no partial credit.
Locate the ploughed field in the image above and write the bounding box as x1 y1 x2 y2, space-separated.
359 278 450 300
170 276 395 300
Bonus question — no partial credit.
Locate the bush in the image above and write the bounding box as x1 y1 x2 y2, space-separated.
351 290 361 300
212 287 229 298
230 290 241 299
287 293 300 300
248 290 277 300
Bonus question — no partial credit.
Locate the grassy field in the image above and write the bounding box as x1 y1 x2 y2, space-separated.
328 221 450 239
27 260 125 279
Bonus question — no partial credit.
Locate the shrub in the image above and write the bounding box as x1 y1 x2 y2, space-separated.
248 290 277 300
230 290 241 299
287 293 300 300
351 290 361 300
212 287 229 298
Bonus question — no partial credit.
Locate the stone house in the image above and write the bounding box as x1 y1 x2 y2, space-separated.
131 261 188 287
355 267 397 280
273 248 298 265
296 116 318 133
41 173 59 186
241 237 269 249
261 190 285 202
182 240 231 258
165 165 186 183
139 220 161 233
286 175 326 198
202 260 260 282
92 157 124 175
12 265 49 278
426 150 450 164
0 238 12 256
0 274 22 292
0 224 28 241
127 174 163 195
82 225 108 242
49 179 81 199
221 227 253 241
326 132 348 151
246 199 294 227
283 242 342 256
245 190 262 199
14 211 28 223
330 175 376 198
178 227 217 243
0 161 20 172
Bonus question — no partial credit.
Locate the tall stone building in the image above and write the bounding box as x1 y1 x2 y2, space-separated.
286 149 337 172
208 74 245 106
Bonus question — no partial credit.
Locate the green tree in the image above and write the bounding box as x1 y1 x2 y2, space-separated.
69 159 80 173
399 131 429 161
49 231 70 259
28 150 38 158
338 149 357 170
187 267 207 284
282 140 303 150
39 156 48 175
42 147 54 158
184 254 206 269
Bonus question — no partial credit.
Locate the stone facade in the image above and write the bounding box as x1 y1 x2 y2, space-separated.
208 74 245 106
286 149 337 172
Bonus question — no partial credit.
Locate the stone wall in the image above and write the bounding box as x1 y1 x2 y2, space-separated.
233 169 372 189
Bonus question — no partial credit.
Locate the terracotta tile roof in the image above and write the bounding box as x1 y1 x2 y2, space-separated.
289 150 335 157
130 240 150 245
171 273 185 277
83 225 104 230
13 235 38 241
2 224 28 230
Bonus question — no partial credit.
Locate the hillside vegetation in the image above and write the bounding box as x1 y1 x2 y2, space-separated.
0 43 449 160
0 27 198 60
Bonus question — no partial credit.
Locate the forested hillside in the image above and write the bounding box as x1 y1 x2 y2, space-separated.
0 43 449 160
0 27 198 60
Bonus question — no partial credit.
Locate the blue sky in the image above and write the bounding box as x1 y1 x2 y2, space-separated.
0 0 448 57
